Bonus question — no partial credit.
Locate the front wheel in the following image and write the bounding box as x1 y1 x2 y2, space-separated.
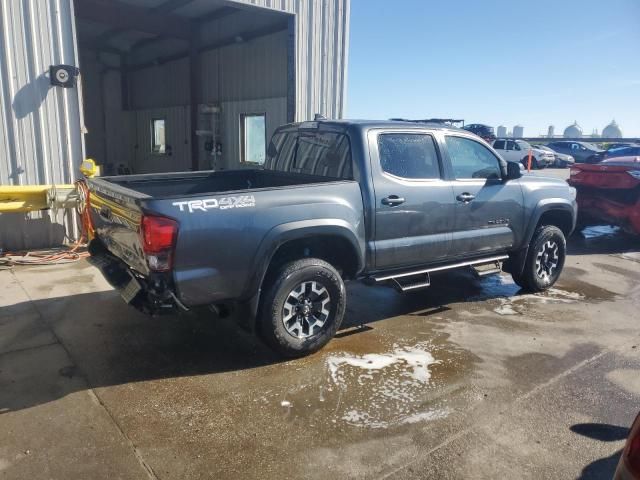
258 258 346 357
512 225 566 292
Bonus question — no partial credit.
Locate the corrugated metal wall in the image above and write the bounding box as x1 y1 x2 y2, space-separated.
231 0 350 121
0 0 82 249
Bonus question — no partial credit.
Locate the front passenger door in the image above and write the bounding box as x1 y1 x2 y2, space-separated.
444 135 525 258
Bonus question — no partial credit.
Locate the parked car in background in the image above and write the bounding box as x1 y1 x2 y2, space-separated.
568 155 640 235
492 139 555 169
462 124 496 143
614 411 640 479
85 120 576 357
586 144 640 164
533 145 575 168
546 141 604 163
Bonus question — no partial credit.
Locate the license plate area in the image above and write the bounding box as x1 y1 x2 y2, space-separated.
120 274 142 304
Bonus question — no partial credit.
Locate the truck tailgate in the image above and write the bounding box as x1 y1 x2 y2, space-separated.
88 179 148 274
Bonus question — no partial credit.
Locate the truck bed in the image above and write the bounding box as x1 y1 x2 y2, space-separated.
100 169 342 199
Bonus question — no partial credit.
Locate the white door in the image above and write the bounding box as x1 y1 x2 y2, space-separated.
134 107 191 174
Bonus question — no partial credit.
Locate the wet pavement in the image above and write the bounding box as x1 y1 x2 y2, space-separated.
1 224 639 479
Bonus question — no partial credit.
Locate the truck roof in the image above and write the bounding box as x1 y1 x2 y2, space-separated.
279 119 467 134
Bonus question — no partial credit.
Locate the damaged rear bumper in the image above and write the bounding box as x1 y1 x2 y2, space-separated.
88 240 187 314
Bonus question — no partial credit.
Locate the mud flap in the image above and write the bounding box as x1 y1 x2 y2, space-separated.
503 247 529 276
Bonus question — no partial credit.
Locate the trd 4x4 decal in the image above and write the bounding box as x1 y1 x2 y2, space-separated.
172 195 256 213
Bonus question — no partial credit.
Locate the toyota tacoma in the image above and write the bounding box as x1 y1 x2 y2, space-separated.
85 120 577 356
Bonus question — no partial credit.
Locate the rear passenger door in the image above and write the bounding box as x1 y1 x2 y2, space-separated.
368 130 456 270
443 134 525 258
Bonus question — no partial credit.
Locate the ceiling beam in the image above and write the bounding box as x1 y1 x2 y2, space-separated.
198 5 241 24
74 0 192 40
78 36 126 56
128 5 242 54
151 0 196 15
128 22 288 72
129 36 162 52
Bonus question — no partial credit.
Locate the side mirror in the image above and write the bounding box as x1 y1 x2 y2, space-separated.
505 161 522 180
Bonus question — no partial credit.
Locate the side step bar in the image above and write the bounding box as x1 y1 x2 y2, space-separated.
371 255 509 292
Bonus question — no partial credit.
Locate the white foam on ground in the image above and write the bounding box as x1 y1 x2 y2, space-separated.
327 344 446 428
494 298 518 315
327 346 438 385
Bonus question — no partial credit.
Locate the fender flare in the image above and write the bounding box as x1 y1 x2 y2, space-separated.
509 199 577 276
242 219 365 314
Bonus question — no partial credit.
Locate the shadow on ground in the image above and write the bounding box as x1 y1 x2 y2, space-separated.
571 423 628 479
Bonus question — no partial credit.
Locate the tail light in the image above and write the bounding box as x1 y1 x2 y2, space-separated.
623 413 640 477
140 215 178 271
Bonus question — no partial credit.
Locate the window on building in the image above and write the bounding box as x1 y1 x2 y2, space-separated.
377 133 440 180
445 135 502 180
151 119 166 154
241 113 266 164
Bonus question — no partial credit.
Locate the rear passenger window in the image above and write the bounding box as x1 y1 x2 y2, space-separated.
266 131 353 179
493 140 505 150
378 134 440 179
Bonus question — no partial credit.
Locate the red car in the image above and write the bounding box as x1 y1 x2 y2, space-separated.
615 411 640 479
568 156 640 235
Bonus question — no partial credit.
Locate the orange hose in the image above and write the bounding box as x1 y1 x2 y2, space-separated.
0 181 92 267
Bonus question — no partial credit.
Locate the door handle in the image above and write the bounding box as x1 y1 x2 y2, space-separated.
381 195 405 206
456 192 476 203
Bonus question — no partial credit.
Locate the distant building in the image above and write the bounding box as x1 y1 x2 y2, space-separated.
564 121 582 138
547 125 555 137
602 120 622 138
513 125 524 138
497 125 507 137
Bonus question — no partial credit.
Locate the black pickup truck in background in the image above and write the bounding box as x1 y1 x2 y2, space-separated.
86 120 577 357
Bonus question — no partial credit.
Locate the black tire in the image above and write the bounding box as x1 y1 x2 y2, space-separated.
258 258 346 357
512 225 566 292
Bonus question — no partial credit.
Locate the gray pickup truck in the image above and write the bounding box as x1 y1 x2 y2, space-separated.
87 120 577 356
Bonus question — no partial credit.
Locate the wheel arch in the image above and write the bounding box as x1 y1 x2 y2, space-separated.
242 219 365 317
508 201 576 277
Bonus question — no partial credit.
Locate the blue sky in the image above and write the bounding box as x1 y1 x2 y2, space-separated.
346 0 640 136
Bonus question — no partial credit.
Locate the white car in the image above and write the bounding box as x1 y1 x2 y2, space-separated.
533 145 575 168
492 139 555 169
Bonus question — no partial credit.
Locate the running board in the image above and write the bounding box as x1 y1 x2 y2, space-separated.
372 255 509 292
471 260 504 277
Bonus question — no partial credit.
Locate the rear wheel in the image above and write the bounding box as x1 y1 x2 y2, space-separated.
259 258 346 357
512 225 566 292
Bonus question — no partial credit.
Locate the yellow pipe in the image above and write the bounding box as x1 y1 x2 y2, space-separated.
0 184 75 213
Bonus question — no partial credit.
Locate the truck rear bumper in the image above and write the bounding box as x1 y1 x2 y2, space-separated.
88 240 186 314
